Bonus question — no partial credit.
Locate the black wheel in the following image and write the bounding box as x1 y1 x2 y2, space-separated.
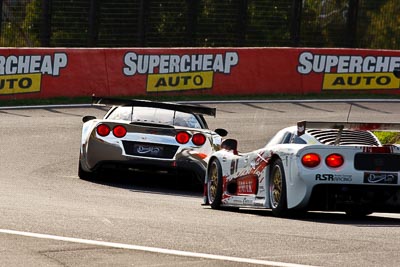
78 161 96 180
269 159 288 217
207 159 223 209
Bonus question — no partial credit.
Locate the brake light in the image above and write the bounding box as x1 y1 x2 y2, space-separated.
176 131 191 144
192 133 206 146
325 153 344 168
301 153 321 168
96 124 111 136
113 125 127 138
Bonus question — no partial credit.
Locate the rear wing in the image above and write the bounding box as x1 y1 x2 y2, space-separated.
297 120 400 136
92 96 216 117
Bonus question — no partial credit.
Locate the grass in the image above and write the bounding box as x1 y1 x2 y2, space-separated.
1 92 400 107
373 131 400 144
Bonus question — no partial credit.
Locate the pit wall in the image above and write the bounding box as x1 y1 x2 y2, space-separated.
0 47 399 100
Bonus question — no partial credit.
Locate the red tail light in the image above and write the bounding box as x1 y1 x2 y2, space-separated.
113 125 127 138
96 124 111 136
301 153 321 168
325 153 344 168
192 133 206 146
176 131 191 144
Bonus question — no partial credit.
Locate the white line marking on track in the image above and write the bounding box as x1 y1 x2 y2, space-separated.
0 229 316 267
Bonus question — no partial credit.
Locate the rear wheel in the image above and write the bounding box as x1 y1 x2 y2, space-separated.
78 161 96 180
207 159 223 209
269 159 288 217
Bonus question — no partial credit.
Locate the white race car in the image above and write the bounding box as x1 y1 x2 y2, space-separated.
204 121 400 217
79 97 227 183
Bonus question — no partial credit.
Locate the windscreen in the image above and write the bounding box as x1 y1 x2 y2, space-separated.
107 106 202 128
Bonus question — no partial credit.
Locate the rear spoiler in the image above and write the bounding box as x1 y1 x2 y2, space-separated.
92 96 216 117
297 120 400 136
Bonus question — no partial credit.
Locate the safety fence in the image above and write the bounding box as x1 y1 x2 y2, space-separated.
0 0 398 49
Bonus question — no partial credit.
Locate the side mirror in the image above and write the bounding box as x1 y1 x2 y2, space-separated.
82 115 96 123
215 128 228 137
394 68 400 78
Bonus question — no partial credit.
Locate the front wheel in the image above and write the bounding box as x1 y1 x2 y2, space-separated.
207 159 223 209
269 159 288 217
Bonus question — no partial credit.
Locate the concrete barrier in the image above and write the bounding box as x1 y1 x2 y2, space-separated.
0 47 399 100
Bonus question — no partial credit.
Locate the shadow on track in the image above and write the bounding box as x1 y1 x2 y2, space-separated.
83 169 204 198
206 207 400 226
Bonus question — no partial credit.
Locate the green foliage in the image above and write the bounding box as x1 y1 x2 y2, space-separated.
50 0 90 47
301 0 353 47
246 0 291 46
373 131 400 144
146 1 188 47
365 0 400 49
196 0 245 46
0 0 398 49
0 0 41 46
23 0 41 46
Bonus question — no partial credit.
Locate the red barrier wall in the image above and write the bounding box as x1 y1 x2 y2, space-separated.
0 47 399 100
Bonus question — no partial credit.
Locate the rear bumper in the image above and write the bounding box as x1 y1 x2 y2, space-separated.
308 184 400 212
80 137 208 182
92 156 206 179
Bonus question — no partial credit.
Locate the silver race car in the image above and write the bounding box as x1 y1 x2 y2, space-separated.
204 121 400 217
79 97 227 182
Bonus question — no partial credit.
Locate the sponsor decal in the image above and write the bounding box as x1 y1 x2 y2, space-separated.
230 159 238 175
297 52 400 90
123 52 239 92
136 145 161 155
236 174 258 195
364 173 398 184
315 173 352 182
146 71 213 92
0 53 68 95
230 151 270 186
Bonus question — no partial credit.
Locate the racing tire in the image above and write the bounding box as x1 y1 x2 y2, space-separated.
78 161 96 181
207 159 223 209
269 159 288 217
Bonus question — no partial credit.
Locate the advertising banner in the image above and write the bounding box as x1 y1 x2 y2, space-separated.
0 47 399 100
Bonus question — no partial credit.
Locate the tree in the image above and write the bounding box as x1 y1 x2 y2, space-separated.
364 0 399 49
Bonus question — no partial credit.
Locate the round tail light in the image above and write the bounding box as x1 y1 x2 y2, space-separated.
96 124 111 136
192 133 206 146
301 153 321 168
113 125 127 138
176 131 191 144
325 153 344 168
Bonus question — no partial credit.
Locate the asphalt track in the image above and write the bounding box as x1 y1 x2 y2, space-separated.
1 100 400 267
